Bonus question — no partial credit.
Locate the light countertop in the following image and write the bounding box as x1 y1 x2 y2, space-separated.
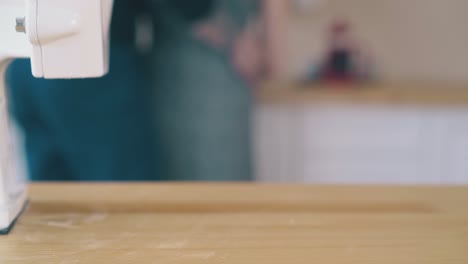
257 82 468 106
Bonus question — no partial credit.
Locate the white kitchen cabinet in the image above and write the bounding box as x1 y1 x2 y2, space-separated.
254 103 468 184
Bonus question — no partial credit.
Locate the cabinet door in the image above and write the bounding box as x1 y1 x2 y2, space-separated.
254 106 304 182
255 104 468 184
301 104 431 184
439 109 468 184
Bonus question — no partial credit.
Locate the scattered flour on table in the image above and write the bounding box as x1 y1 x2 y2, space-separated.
157 240 188 249
83 213 108 224
180 251 216 259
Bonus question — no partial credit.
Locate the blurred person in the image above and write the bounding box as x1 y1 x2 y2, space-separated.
151 0 261 181
6 0 158 181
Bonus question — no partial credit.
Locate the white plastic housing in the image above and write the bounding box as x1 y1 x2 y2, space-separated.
0 0 114 232
0 0 31 233
27 0 113 79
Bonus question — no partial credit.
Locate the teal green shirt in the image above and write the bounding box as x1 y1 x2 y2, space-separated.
151 19 253 181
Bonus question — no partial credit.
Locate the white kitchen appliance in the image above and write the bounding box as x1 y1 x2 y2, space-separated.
0 0 114 233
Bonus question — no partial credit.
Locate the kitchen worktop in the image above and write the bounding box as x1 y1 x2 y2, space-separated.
1 183 467 263
257 82 468 106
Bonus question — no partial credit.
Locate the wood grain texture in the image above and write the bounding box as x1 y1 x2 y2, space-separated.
1 183 468 263
257 82 468 106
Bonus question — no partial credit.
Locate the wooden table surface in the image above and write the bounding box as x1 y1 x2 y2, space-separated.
1 183 467 263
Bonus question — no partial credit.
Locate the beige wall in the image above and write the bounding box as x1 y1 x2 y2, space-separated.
283 0 468 83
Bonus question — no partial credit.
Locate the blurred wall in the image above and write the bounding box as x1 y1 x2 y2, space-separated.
283 0 468 83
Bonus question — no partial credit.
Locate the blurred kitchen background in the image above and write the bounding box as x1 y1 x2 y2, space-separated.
256 0 468 184
5 0 468 184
